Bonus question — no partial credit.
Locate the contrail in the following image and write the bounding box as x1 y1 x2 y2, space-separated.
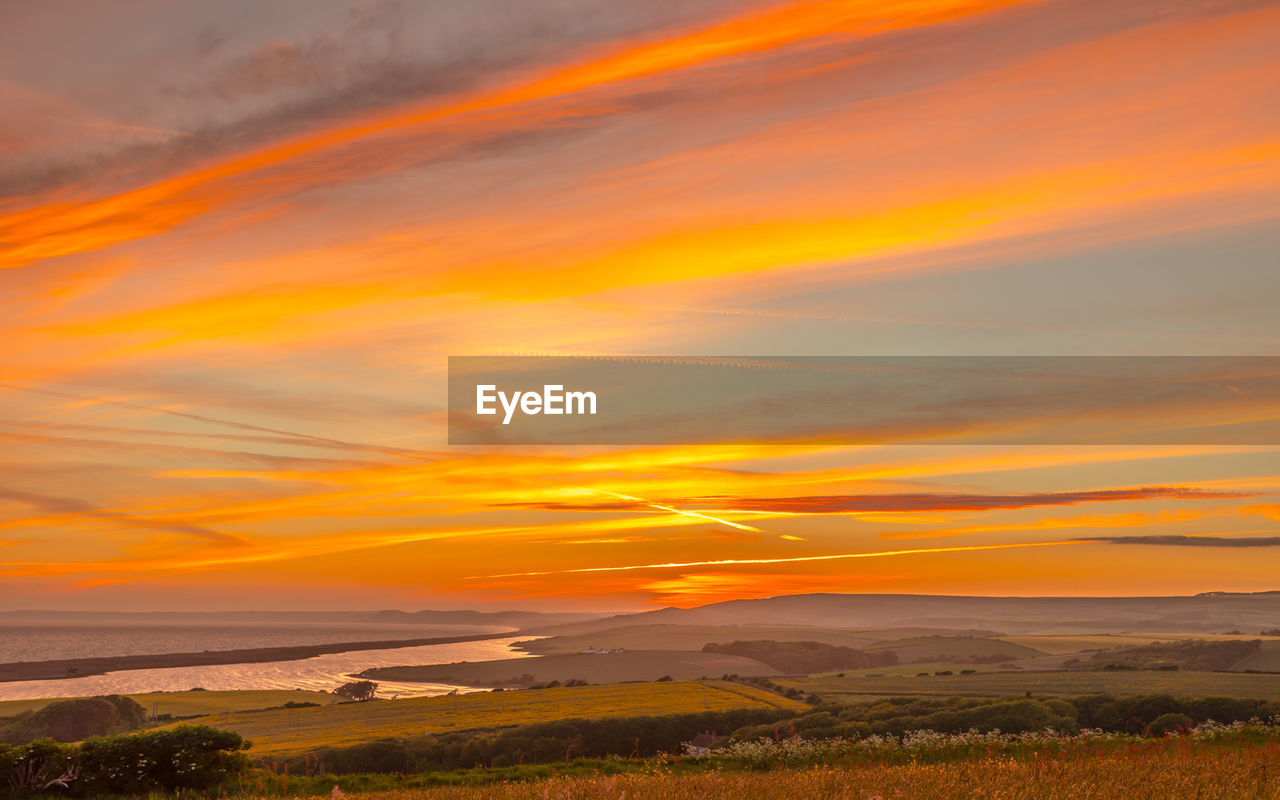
464 537 1097 579
595 489 804 540
599 490 764 532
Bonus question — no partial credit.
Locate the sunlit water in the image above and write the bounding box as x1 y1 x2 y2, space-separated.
0 623 510 663
0 636 542 702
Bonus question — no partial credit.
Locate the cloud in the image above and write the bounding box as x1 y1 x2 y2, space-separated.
510 487 1255 514
1085 535 1280 548
0 383 437 461
0 486 244 544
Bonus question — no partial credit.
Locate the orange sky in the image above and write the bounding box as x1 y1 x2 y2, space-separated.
0 0 1277 610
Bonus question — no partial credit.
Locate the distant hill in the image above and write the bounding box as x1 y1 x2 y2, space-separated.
524 592 1280 637
366 609 604 628
0 609 604 629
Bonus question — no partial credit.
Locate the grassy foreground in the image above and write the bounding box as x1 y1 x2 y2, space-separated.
233 741 1279 799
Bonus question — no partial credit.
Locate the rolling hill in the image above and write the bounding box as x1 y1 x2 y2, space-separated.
526 592 1280 636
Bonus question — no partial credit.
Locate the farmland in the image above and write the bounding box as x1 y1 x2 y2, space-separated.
0 689 338 719
998 633 1280 657
172 680 806 755
513 625 887 655
860 635 1043 662
779 668 1280 702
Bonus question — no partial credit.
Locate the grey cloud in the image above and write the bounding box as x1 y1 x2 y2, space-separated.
0 487 244 544
1084 535 1280 548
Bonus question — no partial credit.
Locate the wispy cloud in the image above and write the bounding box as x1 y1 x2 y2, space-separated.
1085 534 1280 548
510 487 1255 514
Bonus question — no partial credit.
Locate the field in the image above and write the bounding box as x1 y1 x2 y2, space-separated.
173 680 807 755
361 650 775 686
1229 640 1280 673
780 668 1280 701
860 635 1044 662
998 633 1280 657
231 741 1280 799
0 689 338 719
515 625 887 654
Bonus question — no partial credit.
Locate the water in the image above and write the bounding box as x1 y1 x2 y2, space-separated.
0 622 508 663
0 635 541 701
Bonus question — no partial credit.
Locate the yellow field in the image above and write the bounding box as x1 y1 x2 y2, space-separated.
172 681 806 755
0 689 338 719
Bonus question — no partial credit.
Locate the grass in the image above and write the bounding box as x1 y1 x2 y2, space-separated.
860 635 1044 661
171 680 807 755
779 668 1280 701
228 738 1280 799
0 689 338 719
1231 641 1280 673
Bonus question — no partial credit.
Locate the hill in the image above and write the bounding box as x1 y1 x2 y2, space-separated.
513 624 893 655
527 592 1280 637
367 609 603 628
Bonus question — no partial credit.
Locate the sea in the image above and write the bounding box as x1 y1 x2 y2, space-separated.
0 622 540 702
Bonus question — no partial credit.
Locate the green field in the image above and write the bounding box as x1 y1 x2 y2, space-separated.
0 689 338 719
779 668 1280 702
1226 640 1280 673
861 635 1044 662
172 680 807 755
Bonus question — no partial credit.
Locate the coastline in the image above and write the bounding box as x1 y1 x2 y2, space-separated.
0 631 516 683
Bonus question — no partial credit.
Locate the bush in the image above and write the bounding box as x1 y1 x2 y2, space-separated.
0 739 79 795
0 725 251 797
314 740 414 774
77 725 249 795
284 708 796 775
1146 713 1193 737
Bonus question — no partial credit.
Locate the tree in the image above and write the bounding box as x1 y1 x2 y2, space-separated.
333 680 378 702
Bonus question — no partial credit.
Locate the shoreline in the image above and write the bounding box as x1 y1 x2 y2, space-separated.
0 631 517 683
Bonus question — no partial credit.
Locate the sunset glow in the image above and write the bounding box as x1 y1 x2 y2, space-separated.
1 0 1277 611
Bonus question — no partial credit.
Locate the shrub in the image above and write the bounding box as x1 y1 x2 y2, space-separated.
314 740 414 774
1145 713 1194 737
77 725 249 795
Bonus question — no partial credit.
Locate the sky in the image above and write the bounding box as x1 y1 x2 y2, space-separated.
0 0 1277 612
